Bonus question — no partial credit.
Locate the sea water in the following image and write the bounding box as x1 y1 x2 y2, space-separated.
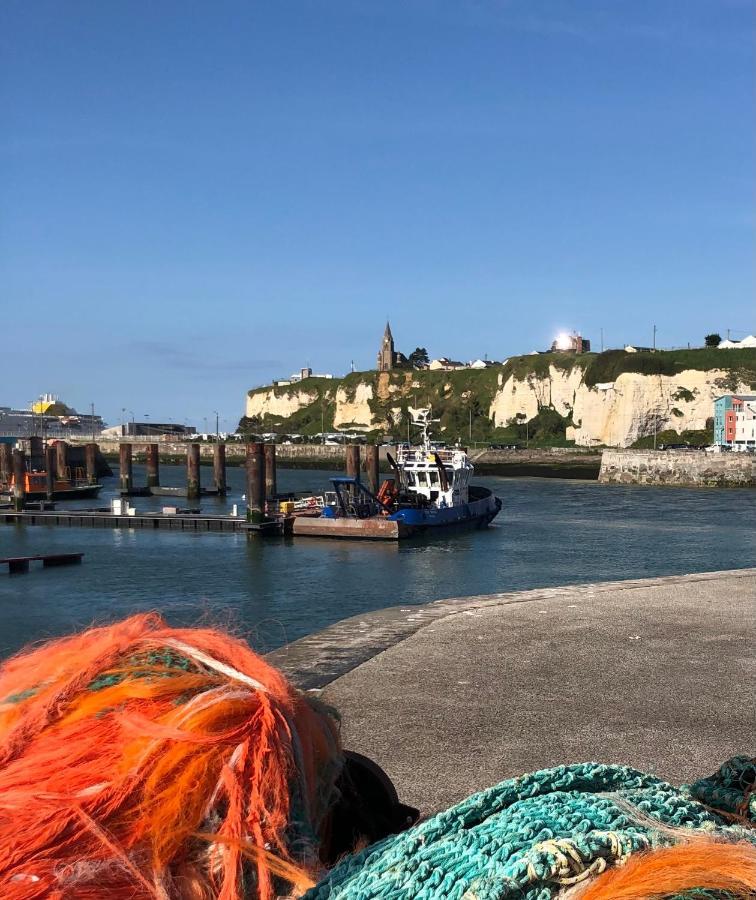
1 465 754 658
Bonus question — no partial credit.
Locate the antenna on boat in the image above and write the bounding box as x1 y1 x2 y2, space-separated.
407 407 439 450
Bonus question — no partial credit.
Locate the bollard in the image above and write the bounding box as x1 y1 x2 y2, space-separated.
187 443 201 500
0 443 12 484
55 441 68 480
45 445 56 500
12 449 26 511
119 443 133 495
213 443 227 496
246 443 265 522
264 443 277 500
85 443 98 486
365 444 380 495
146 443 160 488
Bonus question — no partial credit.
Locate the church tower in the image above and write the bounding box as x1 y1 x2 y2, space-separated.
377 321 395 371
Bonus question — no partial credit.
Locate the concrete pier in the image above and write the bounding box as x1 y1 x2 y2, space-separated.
213 443 227 496
246 442 265 522
268 568 756 815
119 443 133 495
364 444 380 494
264 443 277 500
45 445 56 499
145 444 160 488
12 449 26 511
186 443 201 500
55 441 68 479
85 443 98 485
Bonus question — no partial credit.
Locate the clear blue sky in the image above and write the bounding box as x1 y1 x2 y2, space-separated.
2 0 753 429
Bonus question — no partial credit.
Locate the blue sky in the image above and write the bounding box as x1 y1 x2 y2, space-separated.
1 0 753 428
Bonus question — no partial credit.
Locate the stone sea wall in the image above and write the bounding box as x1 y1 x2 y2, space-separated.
599 449 756 487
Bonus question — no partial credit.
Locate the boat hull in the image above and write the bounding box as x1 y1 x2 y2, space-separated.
293 486 501 540
1 484 103 501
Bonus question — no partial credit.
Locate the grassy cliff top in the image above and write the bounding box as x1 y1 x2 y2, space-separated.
248 348 756 398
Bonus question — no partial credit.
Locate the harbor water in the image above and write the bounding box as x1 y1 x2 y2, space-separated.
1 464 755 659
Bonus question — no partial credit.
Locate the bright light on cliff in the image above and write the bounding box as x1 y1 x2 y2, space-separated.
554 332 573 350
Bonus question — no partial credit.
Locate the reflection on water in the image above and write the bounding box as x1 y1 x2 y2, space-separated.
1 465 754 658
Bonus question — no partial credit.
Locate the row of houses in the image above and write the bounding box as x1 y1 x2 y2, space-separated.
714 395 756 448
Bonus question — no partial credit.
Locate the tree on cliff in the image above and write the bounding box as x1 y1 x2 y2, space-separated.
704 333 722 347
408 347 430 368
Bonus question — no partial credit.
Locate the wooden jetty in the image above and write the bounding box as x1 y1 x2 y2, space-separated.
1 552 84 574
0 509 287 534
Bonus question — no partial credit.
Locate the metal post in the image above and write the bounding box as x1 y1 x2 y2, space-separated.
187 443 201 500
264 443 277 500
246 442 265 522
365 444 380 494
119 443 133 495
146 443 160 488
85 442 98 485
45 445 56 500
213 442 227 496
12 449 26 511
56 441 68 480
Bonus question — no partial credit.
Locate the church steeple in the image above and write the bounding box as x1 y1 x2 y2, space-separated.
377 320 396 371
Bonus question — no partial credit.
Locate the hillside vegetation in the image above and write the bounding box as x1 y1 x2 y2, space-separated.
241 348 756 446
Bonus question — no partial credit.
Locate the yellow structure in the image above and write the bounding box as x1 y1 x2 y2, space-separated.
31 394 73 416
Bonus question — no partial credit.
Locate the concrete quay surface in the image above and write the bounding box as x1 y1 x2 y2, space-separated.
268 569 755 815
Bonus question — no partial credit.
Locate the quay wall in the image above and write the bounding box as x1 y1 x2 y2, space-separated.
599 449 756 486
66 438 601 477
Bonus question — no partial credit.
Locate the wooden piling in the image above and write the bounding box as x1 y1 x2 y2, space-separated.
29 436 44 471
45 445 56 500
213 443 227 496
365 444 380 494
146 443 160 488
246 443 265 522
345 444 361 500
12 449 26 511
55 441 68 479
264 443 277 500
187 443 201 500
119 443 133 495
0 444 12 483
85 443 98 485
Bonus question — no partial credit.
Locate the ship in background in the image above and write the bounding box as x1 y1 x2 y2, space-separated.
0 394 106 440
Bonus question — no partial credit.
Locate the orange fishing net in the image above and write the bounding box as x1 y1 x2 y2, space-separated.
0 613 342 899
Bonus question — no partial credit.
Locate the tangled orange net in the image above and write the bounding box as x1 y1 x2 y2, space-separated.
0 613 342 900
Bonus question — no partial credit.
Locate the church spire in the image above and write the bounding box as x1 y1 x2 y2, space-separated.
383 320 393 342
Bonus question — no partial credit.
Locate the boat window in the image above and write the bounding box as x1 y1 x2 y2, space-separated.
406 472 416 486
429 471 438 485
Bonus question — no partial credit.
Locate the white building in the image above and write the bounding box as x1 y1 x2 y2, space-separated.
718 335 756 349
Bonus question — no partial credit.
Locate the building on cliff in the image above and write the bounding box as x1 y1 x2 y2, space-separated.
376 321 407 371
551 331 591 353
714 394 756 447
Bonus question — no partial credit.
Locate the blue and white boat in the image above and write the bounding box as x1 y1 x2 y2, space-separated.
291 408 502 540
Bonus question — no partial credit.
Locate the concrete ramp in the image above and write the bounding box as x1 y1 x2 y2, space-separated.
269 569 756 814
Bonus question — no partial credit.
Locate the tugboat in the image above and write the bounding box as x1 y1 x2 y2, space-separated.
291 407 501 540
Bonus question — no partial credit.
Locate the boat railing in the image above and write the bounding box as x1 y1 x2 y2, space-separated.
396 447 457 465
